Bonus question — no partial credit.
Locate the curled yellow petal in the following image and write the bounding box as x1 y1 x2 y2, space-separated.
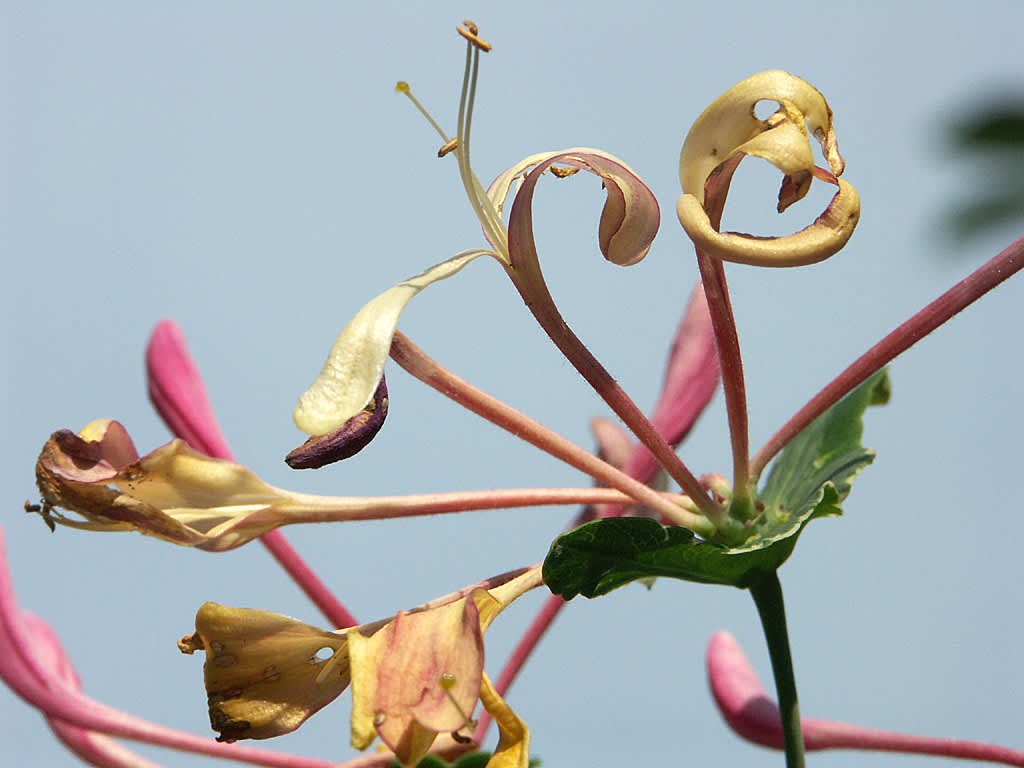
293 249 486 436
677 175 859 267
479 671 530 768
677 70 859 267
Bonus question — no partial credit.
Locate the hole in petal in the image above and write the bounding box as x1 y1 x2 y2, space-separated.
753 98 780 121
312 647 335 663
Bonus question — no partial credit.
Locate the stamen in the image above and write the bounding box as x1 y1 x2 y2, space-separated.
438 138 459 157
439 672 478 733
549 166 581 179
457 20 492 51
453 25 509 261
395 81 450 144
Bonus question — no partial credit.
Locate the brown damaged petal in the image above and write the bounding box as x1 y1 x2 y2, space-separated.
286 375 389 469
179 602 352 742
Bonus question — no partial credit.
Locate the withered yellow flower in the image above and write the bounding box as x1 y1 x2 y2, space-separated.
179 567 542 767
677 70 860 268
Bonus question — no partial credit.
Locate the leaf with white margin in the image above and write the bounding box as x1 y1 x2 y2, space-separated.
294 250 487 436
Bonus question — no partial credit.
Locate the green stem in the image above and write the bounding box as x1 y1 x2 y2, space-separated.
749 572 805 768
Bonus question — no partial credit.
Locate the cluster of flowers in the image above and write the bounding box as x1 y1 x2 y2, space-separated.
5 20 1023 768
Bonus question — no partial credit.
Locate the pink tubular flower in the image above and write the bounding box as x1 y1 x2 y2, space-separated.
0 525 389 768
706 631 1024 766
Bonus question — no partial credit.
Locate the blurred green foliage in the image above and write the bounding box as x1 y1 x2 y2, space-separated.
943 98 1024 241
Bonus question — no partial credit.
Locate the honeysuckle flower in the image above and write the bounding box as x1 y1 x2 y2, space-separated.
178 566 542 767
476 672 530 768
32 418 644 552
706 631 1024 765
293 22 659 439
677 70 860 267
31 418 342 551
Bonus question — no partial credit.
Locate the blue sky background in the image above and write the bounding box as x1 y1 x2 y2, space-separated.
3 2 1023 767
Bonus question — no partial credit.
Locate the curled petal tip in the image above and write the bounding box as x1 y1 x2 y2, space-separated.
678 179 860 267
504 148 659 274
678 70 859 267
286 375 389 469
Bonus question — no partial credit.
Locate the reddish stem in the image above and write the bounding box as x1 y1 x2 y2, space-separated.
697 253 751 500
389 331 714 536
472 508 594 742
693 156 752 500
504 269 723 523
0 528 360 768
258 532 358 628
750 233 1024 482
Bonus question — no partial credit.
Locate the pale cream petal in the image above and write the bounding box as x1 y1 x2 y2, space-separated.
293 250 487 436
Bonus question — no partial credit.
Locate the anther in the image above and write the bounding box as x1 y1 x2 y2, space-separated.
395 80 450 144
549 166 580 179
438 138 459 157
457 22 492 52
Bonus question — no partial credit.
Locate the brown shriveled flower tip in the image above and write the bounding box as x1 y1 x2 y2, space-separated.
285 374 389 469
31 418 406 552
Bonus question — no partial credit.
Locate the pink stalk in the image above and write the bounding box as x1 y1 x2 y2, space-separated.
750 233 1024 482
473 592 566 743
693 156 752 501
389 330 715 536
707 631 1024 766
501 156 721 523
593 286 720 521
477 295 722 738
0 526 382 768
275 487 696 523
28 614 165 767
146 320 357 629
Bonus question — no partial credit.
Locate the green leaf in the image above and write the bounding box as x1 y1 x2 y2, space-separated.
543 369 888 598
396 754 491 768
450 753 493 768
401 756 449 768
